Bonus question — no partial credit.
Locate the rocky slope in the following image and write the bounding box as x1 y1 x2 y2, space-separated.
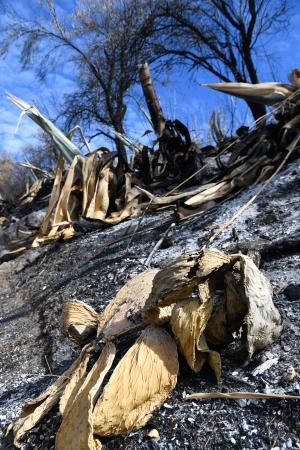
0 159 299 450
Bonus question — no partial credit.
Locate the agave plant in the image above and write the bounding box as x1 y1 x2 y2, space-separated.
7 93 82 164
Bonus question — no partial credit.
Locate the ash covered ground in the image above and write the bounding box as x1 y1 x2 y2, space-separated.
0 160 299 450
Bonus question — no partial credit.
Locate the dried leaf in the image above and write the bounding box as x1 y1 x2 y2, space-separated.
56 342 116 450
145 305 174 325
93 326 179 436
33 155 64 244
184 180 234 207
170 280 221 380
10 346 92 448
146 249 232 308
99 270 159 338
61 301 100 344
85 167 112 220
171 298 209 372
205 254 282 358
53 155 84 225
203 82 295 105
59 347 92 416
205 266 247 346
238 255 282 358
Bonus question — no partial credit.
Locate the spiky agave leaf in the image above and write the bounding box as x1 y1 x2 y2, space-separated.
110 129 143 154
7 93 82 164
202 82 296 105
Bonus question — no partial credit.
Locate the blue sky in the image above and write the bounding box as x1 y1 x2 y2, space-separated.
0 0 300 159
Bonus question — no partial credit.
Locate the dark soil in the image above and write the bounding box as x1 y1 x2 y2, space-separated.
0 161 299 450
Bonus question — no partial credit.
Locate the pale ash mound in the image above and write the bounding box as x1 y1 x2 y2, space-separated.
0 160 299 450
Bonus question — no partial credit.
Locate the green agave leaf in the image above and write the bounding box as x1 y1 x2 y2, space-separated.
8 93 82 164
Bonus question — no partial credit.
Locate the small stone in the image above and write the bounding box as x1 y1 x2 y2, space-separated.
283 344 291 352
284 365 297 382
237 399 247 408
163 403 173 409
147 428 160 439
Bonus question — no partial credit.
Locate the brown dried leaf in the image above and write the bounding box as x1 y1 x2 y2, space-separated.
146 249 232 308
10 346 92 448
56 342 116 450
82 152 99 215
85 167 112 220
203 81 295 105
171 298 206 372
184 180 234 207
145 305 174 325
39 154 64 237
93 326 179 436
61 301 100 344
59 346 92 416
53 155 84 225
170 280 221 380
99 270 159 338
205 254 282 358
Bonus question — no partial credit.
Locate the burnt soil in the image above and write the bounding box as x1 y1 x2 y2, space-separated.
0 160 299 450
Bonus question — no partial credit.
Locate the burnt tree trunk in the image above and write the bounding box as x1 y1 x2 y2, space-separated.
247 101 267 124
139 62 165 137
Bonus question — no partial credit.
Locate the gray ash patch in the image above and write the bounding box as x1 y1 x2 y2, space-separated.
1 160 300 449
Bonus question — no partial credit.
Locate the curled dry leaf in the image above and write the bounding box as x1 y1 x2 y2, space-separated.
205 265 247 346
171 298 208 372
10 345 92 448
99 269 159 338
93 326 179 436
146 248 232 308
205 255 281 359
61 300 100 344
238 255 282 358
170 280 221 380
56 342 116 450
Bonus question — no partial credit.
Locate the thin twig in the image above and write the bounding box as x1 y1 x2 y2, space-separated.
44 355 53 375
125 199 153 251
145 222 176 266
185 391 300 401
